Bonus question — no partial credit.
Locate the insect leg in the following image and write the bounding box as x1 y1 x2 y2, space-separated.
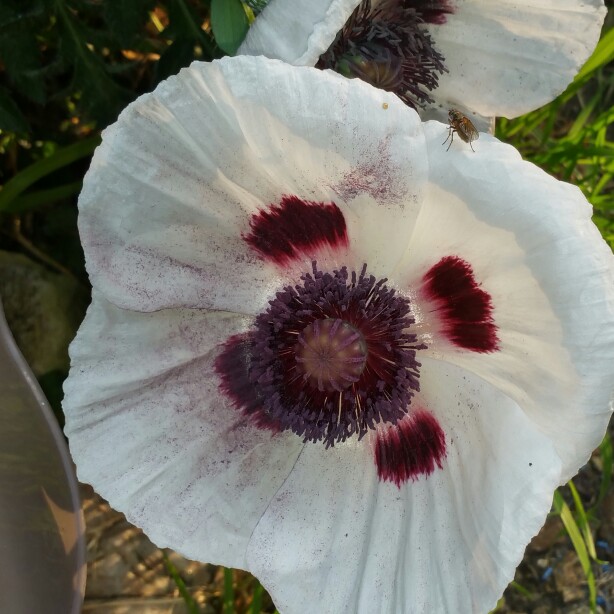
443 126 453 149
446 128 455 151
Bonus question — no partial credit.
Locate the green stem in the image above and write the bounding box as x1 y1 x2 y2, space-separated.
223 567 235 614
249 581 264 614
161 551 200 613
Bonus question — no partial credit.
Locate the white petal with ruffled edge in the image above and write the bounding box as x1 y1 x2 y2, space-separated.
429 0 606 118
80 56 426 313
63 293 304 566
238 0 605 120
67 52 614 614
238 0 361 64
394 121 614 480
246 358 562 614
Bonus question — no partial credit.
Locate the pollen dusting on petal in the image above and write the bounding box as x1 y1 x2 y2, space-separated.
243 195 348 266
374 409 446 486
215 333 282 433
422 255 500 353
329 136 402 205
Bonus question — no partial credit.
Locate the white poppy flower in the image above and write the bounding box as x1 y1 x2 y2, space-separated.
238 0 607 124
63 56 614 614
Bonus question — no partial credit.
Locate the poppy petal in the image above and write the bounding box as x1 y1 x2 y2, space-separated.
247 358 561 613
79 56 426 313
63 295 304 565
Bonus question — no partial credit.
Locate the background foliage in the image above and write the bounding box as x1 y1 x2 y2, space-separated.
0 1 612 612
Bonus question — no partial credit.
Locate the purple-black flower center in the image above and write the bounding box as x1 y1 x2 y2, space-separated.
237 262 425 447
318 0 454 109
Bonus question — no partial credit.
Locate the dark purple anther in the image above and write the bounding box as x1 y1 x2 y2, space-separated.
318 0 456 109
216 262 426 448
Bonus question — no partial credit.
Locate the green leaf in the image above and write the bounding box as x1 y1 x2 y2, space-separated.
161 552 200 614
488 597 505 613
575 27 614 82
4 181 83 214
211 0 249 55
104 0 155 47
0 135 100 212
0 0 44 30
155 39 197 82
0 88 30 132
249 581 264 614
597 434 613 506
510 581 532 597
0 2 46 103
223 567 235 614
0 41 45 102
164 0 217 59
568 480 600 562
553 489 597 611
54 0 128 125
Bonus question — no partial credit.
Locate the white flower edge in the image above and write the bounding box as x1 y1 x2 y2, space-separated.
246 358 565 613
238 0 606 119
63 295 307 567
395 121 614 482
429 0 607 118
77 56 426 313
65 55 614 614
63 298 566 613
238 0 361 65
75 54 614 488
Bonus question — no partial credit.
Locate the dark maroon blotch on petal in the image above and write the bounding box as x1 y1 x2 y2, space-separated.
243 195 348 266
375 409 446 486
423 255 500 353
215 334 281 433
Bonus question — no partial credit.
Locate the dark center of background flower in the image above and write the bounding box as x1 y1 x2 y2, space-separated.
317 0 454 109
219 262 426 448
